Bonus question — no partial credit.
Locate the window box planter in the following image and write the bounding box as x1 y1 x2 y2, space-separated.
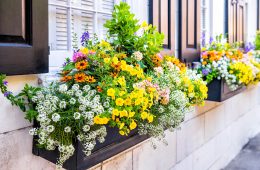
32 125 149 170
206 78 246 102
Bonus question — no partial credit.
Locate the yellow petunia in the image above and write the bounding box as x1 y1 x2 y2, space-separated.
116 98 124 106
124 98 132 106
129 111 135 118
107 88 115 97
119 130 125 136
141 112 148 120
147 114 154 123
129 121 137 130
112 109 119 116
120 110 128 118
119 122 125 129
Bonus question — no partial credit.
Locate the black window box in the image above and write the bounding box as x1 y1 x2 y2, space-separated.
32 126 149 170
206 78 246 102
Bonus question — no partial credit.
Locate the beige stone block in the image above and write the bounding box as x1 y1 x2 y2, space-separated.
0 127 56 170
170 154 192 170
195 101 218 115
176 115 205 162
102 151 133 170
133 131 177 170
204 104 225 141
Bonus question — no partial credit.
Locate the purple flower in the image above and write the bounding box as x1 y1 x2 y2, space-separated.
3 81 8 86
62 58 71 67
81 31 90 45
4 91 12 97
202 68 210 76
244 42 255 53
209 37 214 44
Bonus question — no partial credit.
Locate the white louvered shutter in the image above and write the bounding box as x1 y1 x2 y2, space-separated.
201 0 210 42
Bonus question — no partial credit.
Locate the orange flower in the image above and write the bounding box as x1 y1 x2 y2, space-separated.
75 60 88 70
85 75 96 83
74 73 86 83
62 70 71 75
202 61 207 65
60 75 72 82
111 63 121 71
97 86 103 92
152 55 163 66
111 72 118 78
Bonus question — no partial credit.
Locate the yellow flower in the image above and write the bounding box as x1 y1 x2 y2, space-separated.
100 40 111 49
120 110 128 117
120 60 127 70
104 58 111 63
118 76 126 86
119 122 125 129
107 88 115 97
112 57 119 64
147 115 154 123
135 98 142 106
129 111 135 118
147 77 152 82
112 109 119 116
93 116 109 125
129 121 137 130
141 112 148 120
80 47 89 55
124 98 132 106
119 130 125 136
116 98 124 106
119 91 126 96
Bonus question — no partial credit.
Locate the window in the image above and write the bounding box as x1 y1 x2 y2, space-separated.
48 0 115 67
226 0 246 43
201 0 211 43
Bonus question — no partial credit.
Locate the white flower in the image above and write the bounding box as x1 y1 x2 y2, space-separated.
59 101 66 109
166 61 174 69
79 105 86 111
52 113 60 122
74 112 81 120
46 125 55 133
83 125 90 132
133 51 143 61
72 84 80 91
29 128 37 135
154 67 164 75
59 84 68 93
75 90 83 97
103 102 110 108
70 98 76 105
64 126 71 133
83 85 91 92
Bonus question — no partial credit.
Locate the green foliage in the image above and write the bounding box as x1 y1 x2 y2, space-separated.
255 31 260 50
104 2 164 70
104 2 140 53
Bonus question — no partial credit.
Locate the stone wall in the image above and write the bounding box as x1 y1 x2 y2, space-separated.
1 75 259 170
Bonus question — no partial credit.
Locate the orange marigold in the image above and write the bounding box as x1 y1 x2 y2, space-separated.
60 75 72 82
75 60 88 70
74 73 86 83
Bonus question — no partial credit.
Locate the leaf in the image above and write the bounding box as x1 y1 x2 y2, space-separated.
63 62 75 71
25 110 38 122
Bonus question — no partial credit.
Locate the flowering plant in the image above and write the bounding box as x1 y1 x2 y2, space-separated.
0 2 207 168
198 35 260 91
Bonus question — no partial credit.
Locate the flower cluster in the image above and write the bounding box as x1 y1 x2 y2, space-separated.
0 2 207 168
198 35 260 91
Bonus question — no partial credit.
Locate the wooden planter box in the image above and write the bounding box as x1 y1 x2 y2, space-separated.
206 78 246 102
32 126 149 170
